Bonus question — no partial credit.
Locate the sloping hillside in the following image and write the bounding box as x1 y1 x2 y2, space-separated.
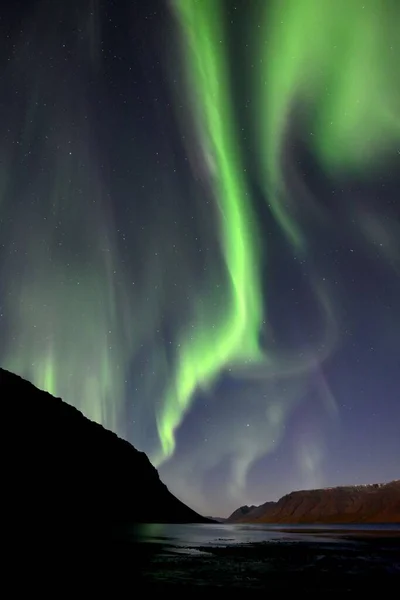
1 367 211 525
227 481 400 524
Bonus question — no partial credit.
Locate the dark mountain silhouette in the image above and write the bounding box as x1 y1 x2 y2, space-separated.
227 505 257 521
1 367 212 526
227 481 400 524
227 501 276 522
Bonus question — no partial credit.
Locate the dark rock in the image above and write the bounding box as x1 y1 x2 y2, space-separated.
227 504 257 521
0 367 212 527
227 501 277 522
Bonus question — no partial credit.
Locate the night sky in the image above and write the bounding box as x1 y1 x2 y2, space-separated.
0 0 399 518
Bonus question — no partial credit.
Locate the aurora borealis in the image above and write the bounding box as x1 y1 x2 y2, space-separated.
0 0 399 516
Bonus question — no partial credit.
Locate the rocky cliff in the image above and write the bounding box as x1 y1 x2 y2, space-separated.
227 481 400 524
227 505 257 521
1 367 211 526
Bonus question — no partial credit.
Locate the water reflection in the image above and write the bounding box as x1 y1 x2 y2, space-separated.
126 522 399 554
101 522 400 588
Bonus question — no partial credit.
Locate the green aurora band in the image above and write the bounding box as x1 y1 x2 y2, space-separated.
256 0 400 249
154 0 264 463
0 1 136 434
154 0 400 464
2 134 135 432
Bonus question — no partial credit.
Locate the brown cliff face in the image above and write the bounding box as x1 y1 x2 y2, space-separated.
0 368 212 526
227 481 400 524
227 505 257 521
227 502 275 522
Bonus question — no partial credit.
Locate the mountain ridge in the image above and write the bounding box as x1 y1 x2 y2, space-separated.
227 480 400 524
1 367 212 525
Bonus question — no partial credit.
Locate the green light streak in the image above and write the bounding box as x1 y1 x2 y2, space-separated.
256 0 400 248
3 245 132 431
154 0 264 463
0 10 136 432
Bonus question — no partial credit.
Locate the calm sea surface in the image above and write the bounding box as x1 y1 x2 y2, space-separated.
101 522 400 589
126 522 399 552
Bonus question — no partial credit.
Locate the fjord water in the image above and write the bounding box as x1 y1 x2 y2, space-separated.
97 522 400 591
120 522 400 589
131 522 399 550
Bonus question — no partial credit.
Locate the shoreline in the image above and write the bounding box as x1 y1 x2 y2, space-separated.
273 527 400 538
